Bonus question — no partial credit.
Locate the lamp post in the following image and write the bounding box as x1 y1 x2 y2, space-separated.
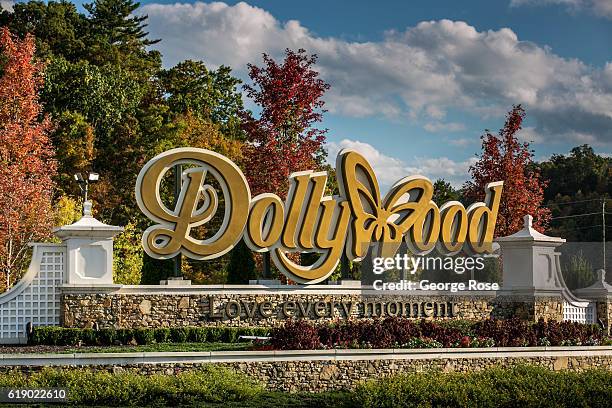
74 172 99 209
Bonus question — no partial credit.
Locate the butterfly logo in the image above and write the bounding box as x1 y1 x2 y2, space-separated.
336 149 438 260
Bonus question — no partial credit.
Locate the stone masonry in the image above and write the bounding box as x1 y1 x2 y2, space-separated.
60 289 568 329
3 353 612 392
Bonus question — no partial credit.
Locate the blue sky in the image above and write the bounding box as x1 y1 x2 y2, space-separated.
71 0 612 188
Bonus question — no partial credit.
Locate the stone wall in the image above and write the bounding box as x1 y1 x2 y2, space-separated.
60 287 579 329
595 300 612 334
4 348 612 392
61 288 517 328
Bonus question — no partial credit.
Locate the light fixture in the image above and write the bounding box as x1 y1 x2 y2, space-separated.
73 171 100 203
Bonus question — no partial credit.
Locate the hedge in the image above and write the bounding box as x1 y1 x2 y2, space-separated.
271 317 607 350
29 326 270 346
0 366 262 406
0 366 609 407
353 365 612 408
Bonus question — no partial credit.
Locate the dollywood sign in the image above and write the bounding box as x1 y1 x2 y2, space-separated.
136 148 503 284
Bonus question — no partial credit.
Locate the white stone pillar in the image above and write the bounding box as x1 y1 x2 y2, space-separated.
496 214 567 294
53 201 123 285
496 214 592 322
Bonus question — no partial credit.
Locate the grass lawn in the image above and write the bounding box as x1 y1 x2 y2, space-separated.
1 342 255 354
61 341 255 353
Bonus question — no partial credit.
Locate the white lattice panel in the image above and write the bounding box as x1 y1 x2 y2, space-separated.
0 245 64 343
563 301 596 324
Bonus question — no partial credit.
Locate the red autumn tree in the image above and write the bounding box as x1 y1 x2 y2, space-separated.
239 48 329 280
242 48 329 197
463 105 550 237
0 28 57 289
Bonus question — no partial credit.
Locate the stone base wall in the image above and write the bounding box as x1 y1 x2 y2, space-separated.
59 288 532 328
60 287 578 329
595 300 612 334
4 351 612 392
491 296 564 322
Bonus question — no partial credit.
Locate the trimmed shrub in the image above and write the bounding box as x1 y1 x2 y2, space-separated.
154 328 171 343
134 328 155 345
115 329 135 345
97 328 117 346
271 320 320 350
271 317 606 350
170 327 190 343
28 326 271 346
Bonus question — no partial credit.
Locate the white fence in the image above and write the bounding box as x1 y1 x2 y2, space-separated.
0 244 64 344
562 301 597 324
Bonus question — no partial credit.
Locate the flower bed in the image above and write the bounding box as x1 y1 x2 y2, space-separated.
270 318 607 350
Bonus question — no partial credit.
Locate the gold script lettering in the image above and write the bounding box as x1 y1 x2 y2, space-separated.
136 147 503 284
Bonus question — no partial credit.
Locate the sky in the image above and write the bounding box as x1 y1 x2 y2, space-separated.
70 0 612 189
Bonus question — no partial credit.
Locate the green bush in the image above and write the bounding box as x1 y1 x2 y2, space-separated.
134 329 155 345
188 327 208 343
154 328 171 343
116 329 135 345
29 326 271 346
353 365 612 408
0 365 608 407
98 328 117 345
170 327 190 343
207 326 225 342
0 366 262 405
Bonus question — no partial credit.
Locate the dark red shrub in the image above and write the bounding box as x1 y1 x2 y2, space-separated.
271 318 605 350
270 319 320 350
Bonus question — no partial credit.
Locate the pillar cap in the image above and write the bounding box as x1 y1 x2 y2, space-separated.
496 214 565 243
53 201 123 240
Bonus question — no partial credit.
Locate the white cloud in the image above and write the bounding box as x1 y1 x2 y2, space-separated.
517 126 545 143
325 139 475 191
424 122 466 133
1 0 13 12
449 138 473 147
510 0 612 18
141 2 612 144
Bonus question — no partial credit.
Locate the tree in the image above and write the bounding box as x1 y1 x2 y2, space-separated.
537 145 610 242
113 221 143 284
0 29 56 289
50 111 95 197
0 0 88 61
432 179 461 206
159 61 244 139
83 0 161 75
226 240 256 284
241 48 330 278
463 105 550 237
242 48 330 197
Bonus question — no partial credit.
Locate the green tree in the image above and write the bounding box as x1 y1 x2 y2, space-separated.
50 111 95 197
226 241 256 284
432 179 461 206
83 0 160 75
0 1 88 61
537 145 611 242
159 61 244 139
113 222 143 284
